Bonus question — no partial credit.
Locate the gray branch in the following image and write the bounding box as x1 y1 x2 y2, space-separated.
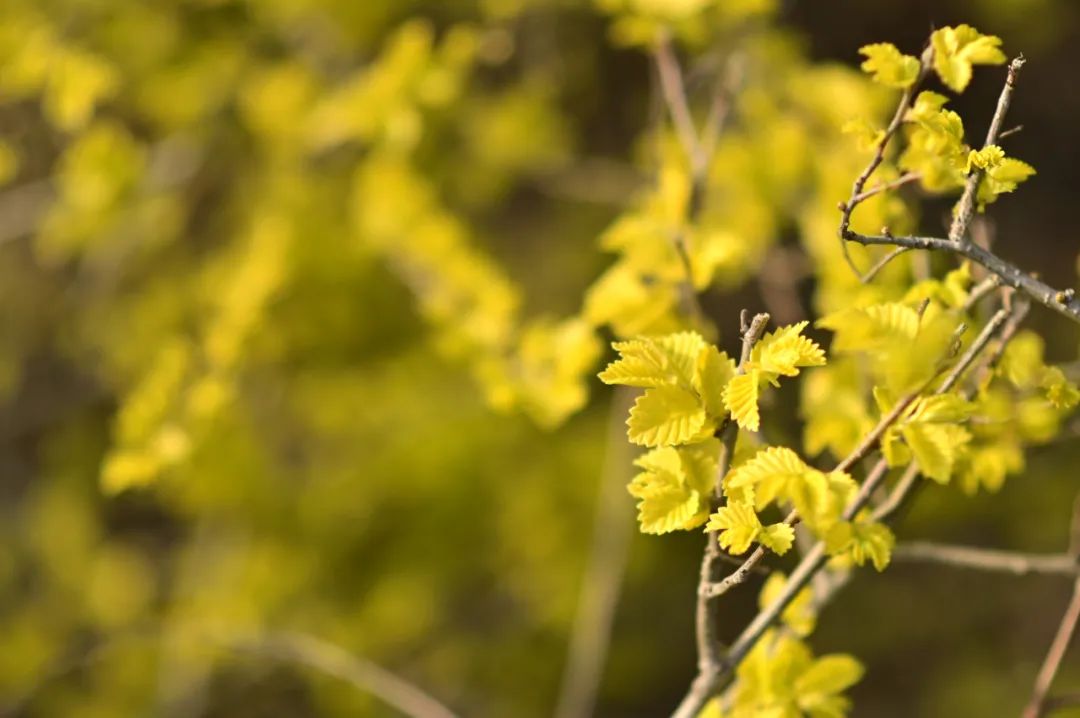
226 631 459 718
893 542 1080 577
843 230 1080 324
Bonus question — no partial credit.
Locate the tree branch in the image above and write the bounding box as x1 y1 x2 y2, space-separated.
1022 498 1080 718
838 58 1078 325
706 293 1020 689
849 171 922 206
872 300 1023 523
837 46 932 276
654 33 703 176
859 246 911 284
893 542 1080 578
673 312 769 718
842 230 1080 324
224 631 458 718
948 57 1025 244
555 389 636 718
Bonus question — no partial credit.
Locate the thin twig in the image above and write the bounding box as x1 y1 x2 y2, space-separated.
962 275 1003 313
699 52 745 162
837 45 932 276
225 631 459 718
843 230 1080 324
653 37 700 323
1042 692 1080 714
654 33 702 176
849 171 922 206
859 246 911 284
998 124 1024 140
939 303 1012 393
555 389 637 718
1024 587 1080 715
948 57 1025 244
870 462 921 523
655 37 742 324
1021 498 1080 718
893 542 1080 578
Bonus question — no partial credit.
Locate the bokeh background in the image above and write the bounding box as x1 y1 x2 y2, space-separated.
1 0 1078 716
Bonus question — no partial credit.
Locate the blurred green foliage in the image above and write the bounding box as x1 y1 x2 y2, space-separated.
1 0 1079 716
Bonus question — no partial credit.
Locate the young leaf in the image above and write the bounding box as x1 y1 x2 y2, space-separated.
841 118 885 152
1042 366 1080 410
795 655 865 707
627 385 708 447
724 445 810 509
630 477 700 534
902 423 970 483
600 331 706 389
629 446 707 534
694 345 737 418
906 394 972 424
683 438 721 488
599 338 673 387
858 42 920 89
788 468 855 533
657 331 708 387
723 370 761 431
931 24 1006 92
978 157 1036 207
752 321 826 378
906 91 949 122
826 516 895 571
759 522 795 555
966 144 1004 172
851 520 895 571
705 501 761 555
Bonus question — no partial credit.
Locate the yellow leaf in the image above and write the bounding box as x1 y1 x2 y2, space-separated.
906 91 949 122
825 516 895 571
978 157 1036 207
858 42 920 89
819 303 919 351
724 445 809 508
1042 367 1080 410
722 370 761 431
694 345 737 418
600 338 674 387
966 144 1004 172
43 48 119 131
787 468 854 533
931 25 1006 92
677 439 722 498
795 655 865 699
629 446 710 533
705 501 761 555
599 331 708 389
841 118 885 152
630 478 701 534
657 331 708 386
905 394 972 424
902 423 970 483
759 522 795 555
627 385 708 447
752 321 826 378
